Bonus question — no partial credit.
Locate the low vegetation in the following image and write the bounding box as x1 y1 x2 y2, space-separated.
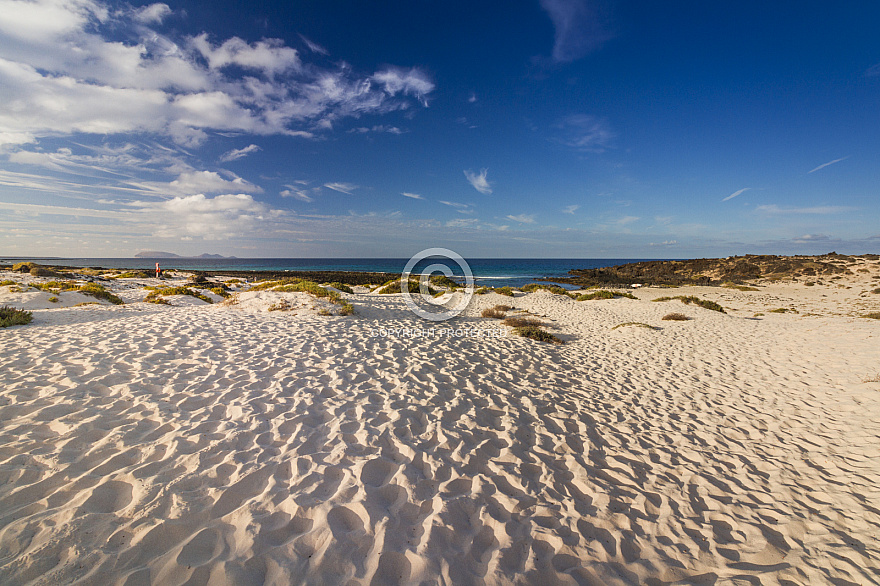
0 305 33 327
208 286 231 298
662 312 689 321
723 282 759 291
652 295 725 313
502 316 545 328
243 278 354 314
27 280 124 305
429 275 460 289
0 280 17 287
109 270 153 279
611 322 658 330
327 282 354 294
511 325 563 344
375 279 438 296
576 290 637 301
144 286 213 304
474 287 491 295
769 307 796 314
495 286 515 297
872 288 880 294
481 308 506 319
864 312 880 320
520 283 571 296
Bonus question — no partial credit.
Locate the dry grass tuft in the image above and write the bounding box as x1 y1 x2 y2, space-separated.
481 308 506 319
863 312 880 320
662 312 689 321
502 316 545 328
611 322 658 330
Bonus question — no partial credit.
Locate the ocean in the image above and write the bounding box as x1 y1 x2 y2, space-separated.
1 257 658 288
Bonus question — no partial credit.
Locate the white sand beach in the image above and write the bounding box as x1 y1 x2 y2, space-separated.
1 265 879 584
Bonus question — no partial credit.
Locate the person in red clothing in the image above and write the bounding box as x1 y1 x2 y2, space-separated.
155 262 161 279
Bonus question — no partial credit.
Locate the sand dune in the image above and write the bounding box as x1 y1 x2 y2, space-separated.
1 270 879 584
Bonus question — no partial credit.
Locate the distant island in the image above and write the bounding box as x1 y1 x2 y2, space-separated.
134 251 237 259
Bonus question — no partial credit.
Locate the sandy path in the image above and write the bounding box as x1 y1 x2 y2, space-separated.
0 289 878 584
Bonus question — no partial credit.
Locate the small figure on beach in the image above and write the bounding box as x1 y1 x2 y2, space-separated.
155 263 162 279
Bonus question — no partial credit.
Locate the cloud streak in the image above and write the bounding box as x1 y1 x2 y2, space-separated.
722 187 750 202
807 157 848 174
324 182 358 195
220 144 261 162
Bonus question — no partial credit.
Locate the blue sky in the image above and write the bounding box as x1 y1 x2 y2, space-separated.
1 0 878 258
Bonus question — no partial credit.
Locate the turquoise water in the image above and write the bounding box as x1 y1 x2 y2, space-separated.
1 257 661 288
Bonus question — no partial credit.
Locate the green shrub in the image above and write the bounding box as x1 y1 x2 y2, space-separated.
577 290 614 301
0 280 16 287
429 275 460 289
495 286 515 297
722 282 759 291
521 283 571 296
327 282 354 294
208 286 231 298
652 295 724 313
78 283 125 305
12 262 36 272
110 270 153 279
376 279 437 295
474 287 491 295
30 267 61 277
512 325 563 344
144 286 212 304
0 306 33 327
769 308 793 314
48 296 59 303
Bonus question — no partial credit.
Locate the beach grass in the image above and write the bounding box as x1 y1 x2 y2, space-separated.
503 316 545 328
0 305 33 327
662 312 689 321
652 295 725 313
612 322 658 330
144 286 213 304
495 286 515 297
511 325 563 344
481 308 506 318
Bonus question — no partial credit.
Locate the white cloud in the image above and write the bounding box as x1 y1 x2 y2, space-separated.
324 182 358 194
219 144 261 162
468 92 477 103
0 0 435 147
144 170 262 196
562 204 579 214
438 200 474 214
132 193 281 239
401 192 423 200
756 204 852 215
554 115 613 152
506 214 536 224
616 215 639 225
539 0 613 63
807 157 848 174
649 240 677 246
722 187 750 202
133 3 171 24
446 218 479 228
464 168 492 194
792 234 831 243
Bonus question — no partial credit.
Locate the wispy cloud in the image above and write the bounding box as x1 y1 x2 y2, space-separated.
865 63 880 77
553 115 613 152
439 200 474 214
756 204 853 215
807 157 848 174
446 218 479 228
299 34 328 55
347 125 404 135
468 92 477 103
324 182 359 195
539 0 614 63
220 144 261 162
562 204 579 214
401 192 424 200
280 185 314 202
792 234 832 243
616 215 639 225
464 168 492 194
506 214 536 224
649 240 677 246
722 187 750 201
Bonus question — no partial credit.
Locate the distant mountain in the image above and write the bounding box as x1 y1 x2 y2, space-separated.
134 251 237 259
134 251 180 258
